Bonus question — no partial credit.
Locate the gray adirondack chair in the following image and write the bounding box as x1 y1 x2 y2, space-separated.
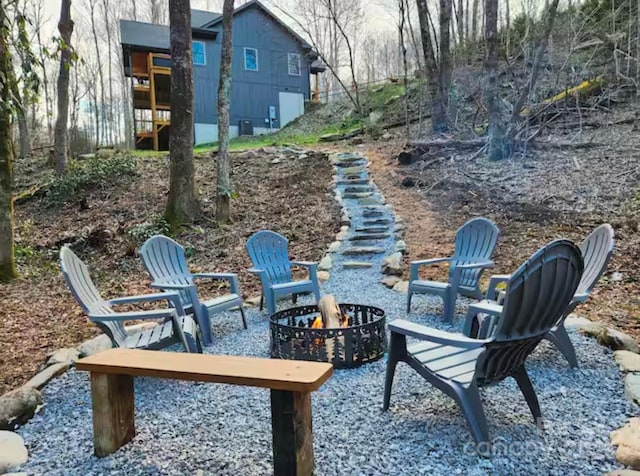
245 230 321 316
60 246 201 353
407 217 499 320
465 224 615 368
384 240 583 449
140 235 246 347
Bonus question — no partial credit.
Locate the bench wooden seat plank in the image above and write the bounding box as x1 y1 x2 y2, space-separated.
77 349 333 475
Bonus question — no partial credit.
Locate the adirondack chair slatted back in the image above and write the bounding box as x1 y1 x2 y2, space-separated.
577 224 614 296
59 247 127 345
140 236 194 307
476 240 583 386
246 231 293 284
450 217 499 288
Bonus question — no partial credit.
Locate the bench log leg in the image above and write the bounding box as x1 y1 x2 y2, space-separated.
270 389 313 476
90 372 135 457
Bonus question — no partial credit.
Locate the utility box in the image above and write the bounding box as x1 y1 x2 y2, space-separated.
238 120 254 136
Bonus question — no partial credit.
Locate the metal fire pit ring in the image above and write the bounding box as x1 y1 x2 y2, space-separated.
269 303 386 369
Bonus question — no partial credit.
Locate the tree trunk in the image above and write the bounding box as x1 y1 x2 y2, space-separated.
89 1 105 147
11 81 30 160
399 0 410 138
53 0 73 175
509 0 561 133
416 0 441 131
0 5 16 282
101 0 114 146
471 0 479 40
433 0 452 131
483 0 509 160
216 0 234 224
165 0 199 227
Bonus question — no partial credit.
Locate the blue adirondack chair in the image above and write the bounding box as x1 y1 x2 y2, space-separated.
140 235 246 346
60 246 201 353
245 230 321 315
407 217 499 320
384 240 584 449
465 224 615 368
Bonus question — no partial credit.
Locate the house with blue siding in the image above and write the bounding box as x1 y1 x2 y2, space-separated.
120 0 324 150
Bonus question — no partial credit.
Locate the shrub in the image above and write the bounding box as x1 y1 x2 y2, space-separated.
47 155 137 205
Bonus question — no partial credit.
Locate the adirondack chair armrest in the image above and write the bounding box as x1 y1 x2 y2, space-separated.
291 261 317 269
449 261 494 290
462 300 504 337
572 292 589 303
409 258 451 281
88 309 177 323
248 267 267 277
108 292 186 317
150 282 192 290
486 274 512 300
192 273 241 295
389 319 489 349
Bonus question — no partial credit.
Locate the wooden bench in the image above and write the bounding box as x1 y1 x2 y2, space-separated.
76 348 333 475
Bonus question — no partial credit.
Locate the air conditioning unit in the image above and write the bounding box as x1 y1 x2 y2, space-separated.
238 120 254 136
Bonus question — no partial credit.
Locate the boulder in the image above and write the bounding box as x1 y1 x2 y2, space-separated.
234 150 258 160
24 363 69 390
626 374 640 405
77 334 112 358
608 470 640 476
0 431 28 473
392 281 409 294
270 157 282 164
380 276 402 288
318 255 333 271
369 110 383 125
612 418 640 469
244 295 262 308
0 386 42 430
328 242 341 253
563 315 593 331
581 324 640 353
381 252 403 277
394 240 407 255
616 351 640 372
317 271 330 283
44 347 80 367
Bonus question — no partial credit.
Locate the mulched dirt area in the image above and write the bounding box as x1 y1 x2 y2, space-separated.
362 117 640 339
0 149 340 395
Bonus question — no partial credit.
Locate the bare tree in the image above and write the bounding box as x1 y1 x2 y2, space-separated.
398 0 410 137
0 2 16 281
101 0 115 146
30 0 52 142
216 0 234 224
88 0 104 147
53 0 74 175
165 0 199 226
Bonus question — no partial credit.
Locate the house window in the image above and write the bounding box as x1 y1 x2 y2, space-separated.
244 47 258 71
288 53 301 76
193 41 206 65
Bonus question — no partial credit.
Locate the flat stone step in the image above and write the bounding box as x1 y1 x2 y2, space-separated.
363 219 393 226
349 234 391 241
359 197 384 206
344 186 374 194
335 160 367 168
342 165 367 175
342 246 386 255
355 227 389 234
343 261 373 269
337 179 370 186
362 210 385 218
343 192 373 199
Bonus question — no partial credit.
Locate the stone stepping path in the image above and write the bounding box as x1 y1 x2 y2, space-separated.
342 246 386 255
343 192 373 199
337 179 370 186
355 227 389 233
362 209 385 218
363 219 393 226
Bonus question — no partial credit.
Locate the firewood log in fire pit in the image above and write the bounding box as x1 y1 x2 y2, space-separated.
317 295 348 361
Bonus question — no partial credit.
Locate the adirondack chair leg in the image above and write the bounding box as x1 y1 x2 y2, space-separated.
312 282 320 303
259 293 264 311
265 291 276 316
442 290 456 321
383 332 407 410
292 293 298 305
545 323 578 369
239 306 248 330
511 365 542 423
455 384 490 450
406 292 413 314
195 306 213 346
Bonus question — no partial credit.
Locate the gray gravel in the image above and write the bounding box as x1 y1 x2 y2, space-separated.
16 152 633 475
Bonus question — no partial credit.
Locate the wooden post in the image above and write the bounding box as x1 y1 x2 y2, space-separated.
90 373 135 457
148 53 158 151
270 390 314 476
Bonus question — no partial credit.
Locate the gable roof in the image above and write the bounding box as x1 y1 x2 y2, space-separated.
202 0 312 50
191 8 220 28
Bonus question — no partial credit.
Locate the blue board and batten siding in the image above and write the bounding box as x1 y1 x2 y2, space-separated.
193 7 311 144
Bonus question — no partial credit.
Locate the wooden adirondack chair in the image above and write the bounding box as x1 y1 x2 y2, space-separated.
465 224 615 368
245 230 321 316
407 217 499 320
60 246 201 353
140 235 246 347
384 240 583 449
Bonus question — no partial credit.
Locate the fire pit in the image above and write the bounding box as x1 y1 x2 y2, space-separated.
269 302 386 369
